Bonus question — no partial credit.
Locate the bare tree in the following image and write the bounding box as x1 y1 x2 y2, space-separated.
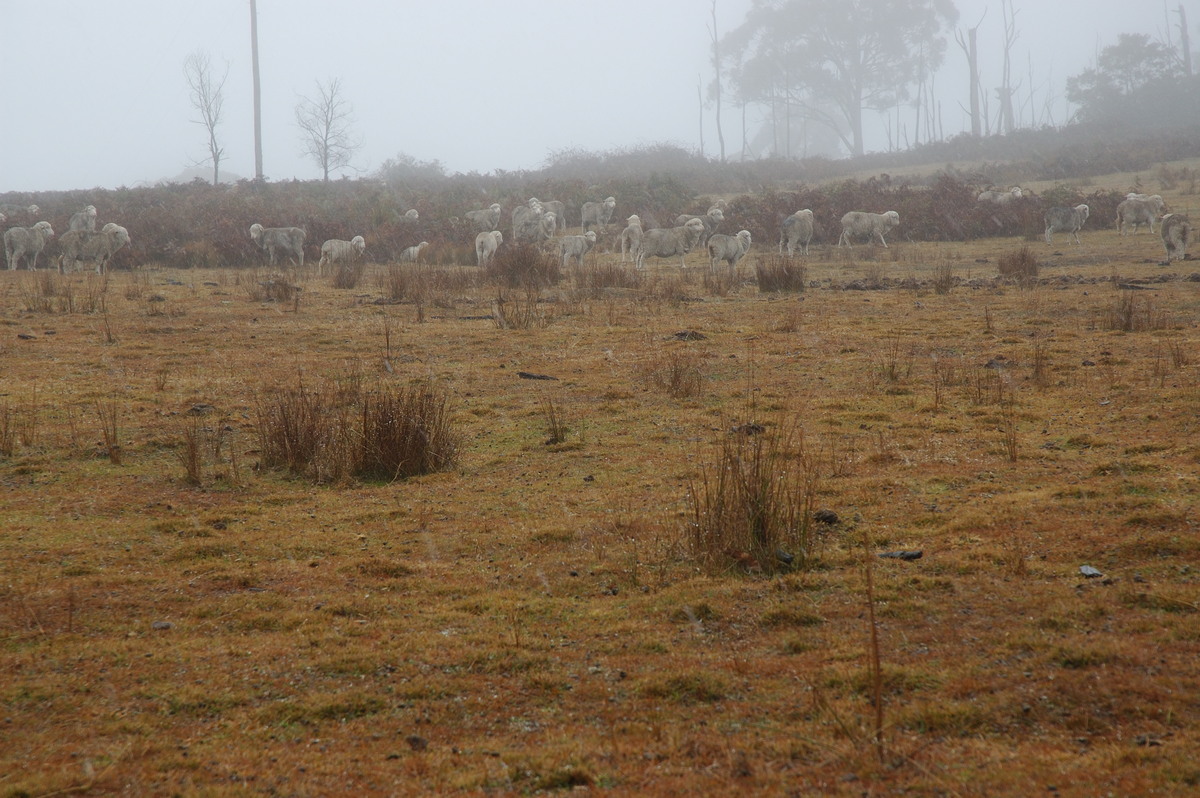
250 0 263 179
708 0 726 163
995 0 1020 135
955 9 986 137
295 78 361 182
183 51 229 185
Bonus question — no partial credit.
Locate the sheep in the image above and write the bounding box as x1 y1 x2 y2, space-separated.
581 196 616 232
977 186 1023 204
555 231 598 267
402 209 419 222
674 207 725 247
511 202 544 243
0 203 39 218
1044 205 1090 245
537 211 557 241
838 210 900 247
4 221 55 270
317 235 365 274
778 209 814 256
398 241 429 263
708 230 752 272
58 223 130 274
636 218 706 270
1115 195 1165 235
619 215 643 263
68 204 98 233
536 200 566 232
465 203 503 233
249 223 306 266
1161 213 1191 262
475 230 503 268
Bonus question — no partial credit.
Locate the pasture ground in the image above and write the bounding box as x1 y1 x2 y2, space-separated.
2 203 1199 795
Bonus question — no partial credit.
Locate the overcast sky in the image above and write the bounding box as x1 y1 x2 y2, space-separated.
0 0 1190 193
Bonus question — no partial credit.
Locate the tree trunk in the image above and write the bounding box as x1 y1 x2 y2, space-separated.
1180 5 1193 77
710 0 726 163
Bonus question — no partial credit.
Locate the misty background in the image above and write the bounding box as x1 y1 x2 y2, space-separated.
0 0 1192 193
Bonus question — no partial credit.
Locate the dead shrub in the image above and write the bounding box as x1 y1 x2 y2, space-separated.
574 262 643 295
331 260 366 289
638 348 705 398
755 255 807 293
685 422 820 575
997 246 1039 284
485 243 561 290
1104 291 1170 332
246 272 300 303
931 262 955 295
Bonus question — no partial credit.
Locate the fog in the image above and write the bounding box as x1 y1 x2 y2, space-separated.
0 0 1190 193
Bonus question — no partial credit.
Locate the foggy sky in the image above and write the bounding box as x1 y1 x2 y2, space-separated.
0 0 1190 194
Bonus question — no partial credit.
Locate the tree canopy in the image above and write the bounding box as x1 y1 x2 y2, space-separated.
722 0 958 157
1066 34 1188 125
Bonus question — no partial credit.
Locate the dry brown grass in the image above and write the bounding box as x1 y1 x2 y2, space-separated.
1 216 1199 796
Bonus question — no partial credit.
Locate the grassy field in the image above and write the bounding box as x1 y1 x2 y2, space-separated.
2 182 1199 796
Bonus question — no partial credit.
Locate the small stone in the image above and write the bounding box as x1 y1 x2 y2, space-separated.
813 509 840 525
406 735 428 751
151 621 173 631
878 550 923 561
1079 565 1103 579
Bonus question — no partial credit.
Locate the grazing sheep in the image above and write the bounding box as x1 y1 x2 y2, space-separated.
838 211 900 247
465 203 503 233
535 200 565 232
977 186 1023 204
778 209 814 256
1044 205 1090 245
68 204 98 233
555 231 598 267
398 241 429 263
475 230 503 268
581 196 617 232
402 209 419 222
317 236 366 274
4 221 55 270
708 230 752 272
537 211 557 241
619 215 643 263
511 202 545 243
1161 214 1191 261
674 207 725 247
249 223 306 266
1115 195 1165 235
58 223 130 274
0 203 39 219
636 218 706 270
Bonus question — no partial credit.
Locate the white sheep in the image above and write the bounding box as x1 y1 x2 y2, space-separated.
778 209 814 256
399 241 430 263
555 231 598 267
68 204 98 233
708 230 752 272
402 209 419 222
636 218 706 270
317 235 366 274
250 223 306 266
511 202 545 243
537 200 566 232
58 223 130 274
1161 213 1191 262
977 187 1023 204
4 221 55 270
619 215 643 263
466 203 503 233
1115 195 1165 235
475 230 503 268
1044 205 1090 245
674 207 725 247
838 211 900 247
581 196 616 232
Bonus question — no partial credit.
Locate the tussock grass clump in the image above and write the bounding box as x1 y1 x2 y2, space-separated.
755 254 807 292
256 380 459 483
486 243 561 289
686 422 819 575
638 348 705 398
246 272 300 303
573 262 642 294
331 260 366 289
1104 291 1170 332
997 246 1039 283
931 262 955 294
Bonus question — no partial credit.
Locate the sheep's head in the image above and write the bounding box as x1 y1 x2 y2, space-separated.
685 218 706 233
1011 187 1023 197
708 207 725 221
34 221 54 236
417 241 429 250
528 198 541 209
493 231 503 245
884 211 900 225
737 230 752 245
1076 204 1090 220
584 231 597 243
28 205 39 214
404 209 419 220
798 209 813 220
351 235 366 252
249 223 264 242
627 214 640 224
490 203 502 212
111 226 131 246
603 197 616 209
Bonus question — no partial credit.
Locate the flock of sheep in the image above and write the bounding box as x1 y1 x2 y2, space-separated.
2 204 132 274
3 189 1191 277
